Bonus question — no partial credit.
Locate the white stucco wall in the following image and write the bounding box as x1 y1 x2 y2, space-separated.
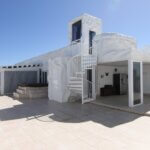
69 14 102 55
48 57 71 103
143 65 150 94
94 33 137 63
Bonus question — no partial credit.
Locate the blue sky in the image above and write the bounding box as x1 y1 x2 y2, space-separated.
1 0 150 65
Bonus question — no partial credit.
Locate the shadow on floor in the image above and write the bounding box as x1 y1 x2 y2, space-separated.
0 96 150 128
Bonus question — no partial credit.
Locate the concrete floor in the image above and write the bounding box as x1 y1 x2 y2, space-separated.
1 96 150 149
92 95 150 114
96 95 129 107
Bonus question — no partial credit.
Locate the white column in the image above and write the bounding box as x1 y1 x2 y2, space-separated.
128 61 143 107
128 60 134 107
140 62 144 105
1 71 5 95
82 71 84 104
92 66 96 100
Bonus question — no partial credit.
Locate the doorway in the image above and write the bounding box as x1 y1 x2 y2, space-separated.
87 69 92 98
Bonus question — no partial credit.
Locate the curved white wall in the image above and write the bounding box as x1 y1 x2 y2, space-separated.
94 33 137 63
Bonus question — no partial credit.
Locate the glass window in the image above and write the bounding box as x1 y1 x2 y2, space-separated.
89 31 96 54
133 62 141 105
89 31 96 47
72 20 82 41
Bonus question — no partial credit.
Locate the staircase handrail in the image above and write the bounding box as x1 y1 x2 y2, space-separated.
71 76 93 85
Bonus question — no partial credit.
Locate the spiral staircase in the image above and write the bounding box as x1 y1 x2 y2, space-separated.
68 47 97 104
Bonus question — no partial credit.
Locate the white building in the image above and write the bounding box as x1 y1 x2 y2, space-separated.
1 13 150 107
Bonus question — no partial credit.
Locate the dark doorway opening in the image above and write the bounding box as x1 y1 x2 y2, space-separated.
87 69 92 98
39 69 48 85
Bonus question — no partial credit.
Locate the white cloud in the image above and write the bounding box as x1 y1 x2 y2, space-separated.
108 0 122 11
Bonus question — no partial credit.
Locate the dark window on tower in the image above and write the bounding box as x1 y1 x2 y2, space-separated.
89 31 96 47
72 20 82 41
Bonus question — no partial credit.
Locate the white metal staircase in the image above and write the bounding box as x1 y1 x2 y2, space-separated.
68 47 97 104
68 76 82 94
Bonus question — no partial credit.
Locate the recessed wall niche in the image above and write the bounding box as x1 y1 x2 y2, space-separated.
105 73 109 76
101 75 104 78
114 68 118 72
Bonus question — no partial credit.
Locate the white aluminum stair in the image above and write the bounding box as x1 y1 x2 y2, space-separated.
16 89 25 94
68 50 97 103
18 86 26 90
68 75 82 94
13 92 27 99
13 87 27 99
82 98 94 104
13 86 48 100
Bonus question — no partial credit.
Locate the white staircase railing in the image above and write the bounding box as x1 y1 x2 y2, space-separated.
81 55 97 70
82 77 95 104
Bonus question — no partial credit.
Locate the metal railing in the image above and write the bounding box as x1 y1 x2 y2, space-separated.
71 39 81 45
69 54 81 77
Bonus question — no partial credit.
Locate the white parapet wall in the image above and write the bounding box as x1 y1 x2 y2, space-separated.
94 33 137 63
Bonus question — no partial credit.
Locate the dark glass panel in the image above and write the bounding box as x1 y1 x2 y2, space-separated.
133 62 141 105
72 20 82 41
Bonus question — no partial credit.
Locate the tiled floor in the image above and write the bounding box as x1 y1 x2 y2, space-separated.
1 96 150 150
94 95 150 115
96 95 129 107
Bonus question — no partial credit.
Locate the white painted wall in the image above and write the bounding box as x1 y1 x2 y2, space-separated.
143 65 150 94
96 65 128 96
69 14 102 52
94 33 137 64
48 57 71 103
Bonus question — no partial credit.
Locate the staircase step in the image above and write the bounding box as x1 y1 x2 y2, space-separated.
69 87 82 90
18 86 26 90
68 84 82 88
69 88 82 93
13 92 27 99
13 92 19 99
70 77 82 81
76 72 83 75
69 81 82 84
16 89 25 94
82 98 94 104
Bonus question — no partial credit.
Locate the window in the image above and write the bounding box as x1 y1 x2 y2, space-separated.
89 31 96 54
72 20 82 41
89 31 96 47
133 62 141 105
